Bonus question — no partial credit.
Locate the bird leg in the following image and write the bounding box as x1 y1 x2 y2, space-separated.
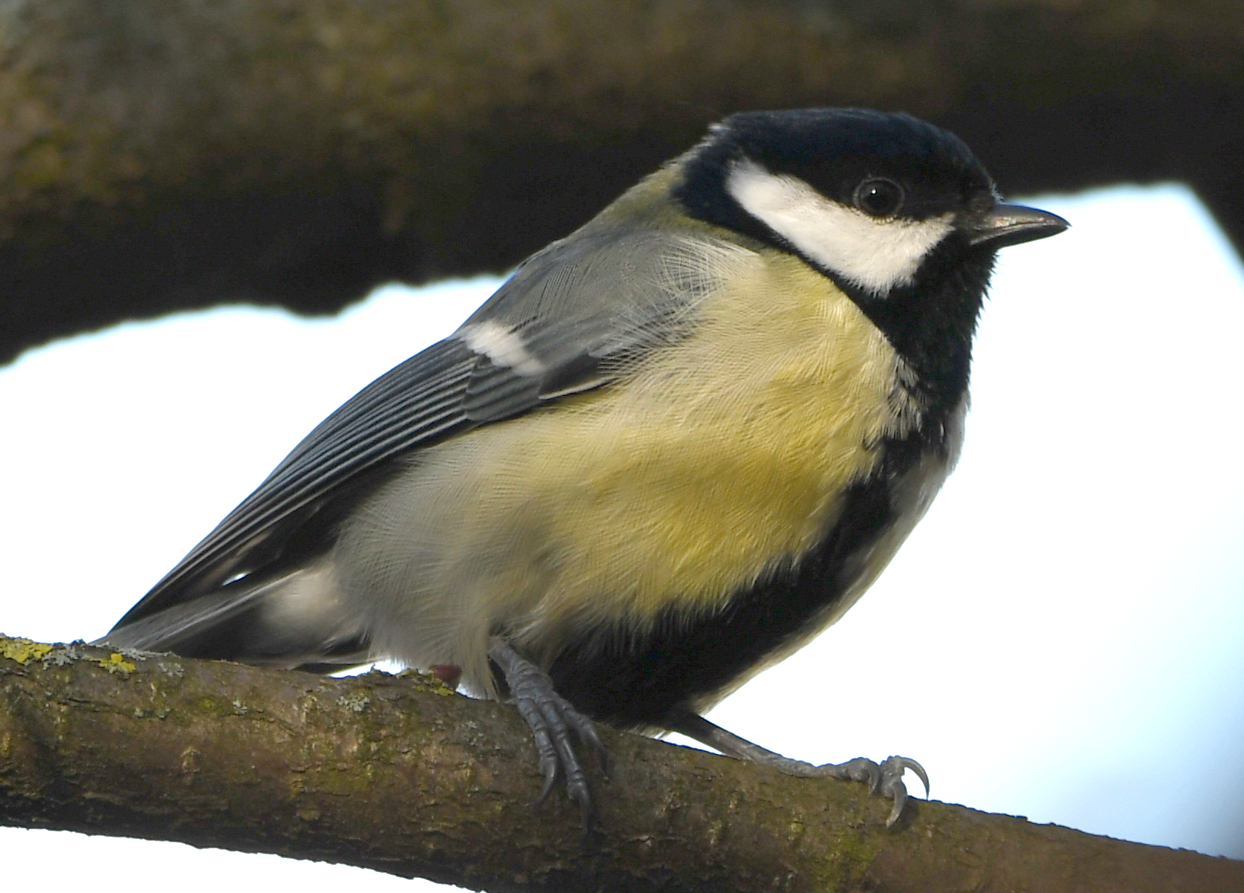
487 637 608 823
665 708 927 827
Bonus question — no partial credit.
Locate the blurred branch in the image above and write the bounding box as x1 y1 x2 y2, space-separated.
0 0 1242 363
2 634 1242 892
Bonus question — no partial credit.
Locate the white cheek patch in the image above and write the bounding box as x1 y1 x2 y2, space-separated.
458 320 545 376
726 159 955 297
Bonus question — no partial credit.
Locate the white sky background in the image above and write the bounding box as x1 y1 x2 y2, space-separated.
3 184 1243 888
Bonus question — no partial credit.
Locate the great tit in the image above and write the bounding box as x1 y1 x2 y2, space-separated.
100 108 1067 826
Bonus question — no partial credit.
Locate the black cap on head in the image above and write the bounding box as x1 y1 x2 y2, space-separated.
675 108 998 242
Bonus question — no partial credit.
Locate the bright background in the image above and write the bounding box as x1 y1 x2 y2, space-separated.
3 184 1243 889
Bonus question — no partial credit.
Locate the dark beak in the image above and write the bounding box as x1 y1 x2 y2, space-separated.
966 203 1069 249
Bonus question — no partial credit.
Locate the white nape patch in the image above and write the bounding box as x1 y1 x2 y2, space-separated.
458 320 545 376
726 159 955 297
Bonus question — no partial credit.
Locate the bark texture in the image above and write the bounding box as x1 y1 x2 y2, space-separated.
3 635 1242 892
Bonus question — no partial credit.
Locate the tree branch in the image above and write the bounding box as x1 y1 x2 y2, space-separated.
2 634 1241 892
2 0 1243 363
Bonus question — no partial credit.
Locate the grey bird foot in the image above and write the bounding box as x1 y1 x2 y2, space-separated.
488 637 608 824
666 709 927 827
805 755 929 827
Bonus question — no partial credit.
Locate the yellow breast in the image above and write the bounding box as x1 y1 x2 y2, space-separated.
380 251 918 648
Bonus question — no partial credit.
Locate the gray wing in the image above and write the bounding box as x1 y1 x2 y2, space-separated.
109 226 734 633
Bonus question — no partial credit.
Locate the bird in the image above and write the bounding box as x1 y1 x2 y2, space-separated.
100 108 1068 827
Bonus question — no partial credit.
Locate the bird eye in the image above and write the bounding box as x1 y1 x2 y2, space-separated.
853 178 904 218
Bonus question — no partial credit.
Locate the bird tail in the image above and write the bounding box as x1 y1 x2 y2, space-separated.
95 565 373 673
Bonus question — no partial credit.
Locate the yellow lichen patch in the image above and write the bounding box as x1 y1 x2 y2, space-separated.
1 637 53 664
99 652 137 674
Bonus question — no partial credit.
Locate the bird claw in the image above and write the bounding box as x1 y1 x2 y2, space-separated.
489 638 607 825
663 711 927 828
815 755 881 787
812 754 927 827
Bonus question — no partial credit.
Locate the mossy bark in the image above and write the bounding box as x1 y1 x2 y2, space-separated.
2 635 1242 892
